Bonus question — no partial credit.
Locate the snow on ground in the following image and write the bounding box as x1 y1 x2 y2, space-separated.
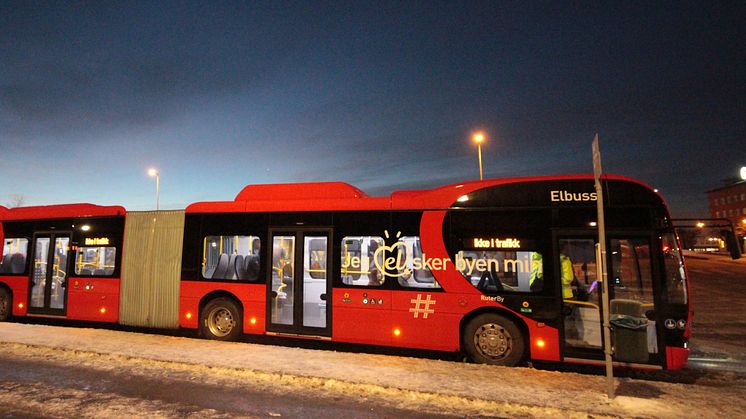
1 323 745 418
0 378 236 419
684 252 746 360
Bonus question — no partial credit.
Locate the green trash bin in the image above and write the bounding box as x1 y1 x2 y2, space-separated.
610 299 649 364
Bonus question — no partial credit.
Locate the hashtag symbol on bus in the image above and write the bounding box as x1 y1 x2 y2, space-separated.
409 294 436 319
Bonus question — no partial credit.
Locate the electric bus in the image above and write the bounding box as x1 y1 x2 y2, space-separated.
0 175 690 369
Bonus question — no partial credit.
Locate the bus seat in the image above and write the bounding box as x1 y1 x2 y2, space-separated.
0 254 11 273
203 264 216 279
211 254 230 279
245 254 260 280
477 270 504 293
225 254 237 279
235 255 247 280
10 253 25 274
413 270 435 283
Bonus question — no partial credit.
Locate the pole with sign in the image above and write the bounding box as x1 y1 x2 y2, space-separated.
592 134 615 399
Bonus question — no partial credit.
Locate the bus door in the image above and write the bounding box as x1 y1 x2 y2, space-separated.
558 235 660 366
267 229 331 337
28 232 71 316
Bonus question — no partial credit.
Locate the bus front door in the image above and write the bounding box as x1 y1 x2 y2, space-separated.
558 236 661 367
267 229 331 338
28 233 71 316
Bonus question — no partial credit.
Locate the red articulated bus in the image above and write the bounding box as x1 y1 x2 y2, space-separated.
0 175 691 369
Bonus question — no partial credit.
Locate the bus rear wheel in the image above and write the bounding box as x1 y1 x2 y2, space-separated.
0 288 11 322
463 313 525 366
200 298 242 341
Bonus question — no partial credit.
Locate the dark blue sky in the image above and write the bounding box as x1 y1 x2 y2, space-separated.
1 1 744 216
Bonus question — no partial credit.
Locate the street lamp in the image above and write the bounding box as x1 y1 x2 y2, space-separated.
473 132 485 181
148 168 160 210
740 166 746 181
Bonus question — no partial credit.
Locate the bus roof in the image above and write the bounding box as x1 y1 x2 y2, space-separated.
0 204 126 222
0 174 658 219
186 174 655 213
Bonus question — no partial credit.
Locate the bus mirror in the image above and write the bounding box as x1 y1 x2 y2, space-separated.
721 229 742 260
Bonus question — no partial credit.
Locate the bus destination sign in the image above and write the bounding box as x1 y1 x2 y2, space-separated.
471 237 521 249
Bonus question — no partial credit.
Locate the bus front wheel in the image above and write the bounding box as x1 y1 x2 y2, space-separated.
0 288 11 322
463 313 525 366
200 298 242 341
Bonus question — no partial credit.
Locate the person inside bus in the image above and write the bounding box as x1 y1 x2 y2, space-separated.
560 243 582 343
560 244 575 300
367 240 383 286
529 252 543 292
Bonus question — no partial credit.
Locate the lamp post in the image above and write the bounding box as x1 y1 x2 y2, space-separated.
473 132 485 181
148 168 160 210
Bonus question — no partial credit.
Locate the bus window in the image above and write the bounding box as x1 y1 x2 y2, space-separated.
610 239 653 302
202 235 261 281
340 236 385 286
74 246 116 276
456 250 542 293
397 236 441 289
303 236 327 328
271 235 295 325
662 233 687 304
0 238 28 275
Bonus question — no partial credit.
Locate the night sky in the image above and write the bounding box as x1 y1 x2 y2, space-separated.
1 1 744 216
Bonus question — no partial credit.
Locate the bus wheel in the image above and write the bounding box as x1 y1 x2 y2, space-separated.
0 288 11 322
463 313 525 366
200 298 242 341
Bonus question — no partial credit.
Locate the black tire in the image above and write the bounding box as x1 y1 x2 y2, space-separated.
0 288 11 322
463 313 525 366
200 298 242 341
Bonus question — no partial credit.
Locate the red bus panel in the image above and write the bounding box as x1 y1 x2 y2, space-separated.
1 276 28 316
66 277 120 322
332 288 394 346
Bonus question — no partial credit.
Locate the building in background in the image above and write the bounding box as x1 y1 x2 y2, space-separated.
708 176 746 245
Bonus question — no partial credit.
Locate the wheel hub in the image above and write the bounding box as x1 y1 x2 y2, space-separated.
208 308 235 337
475 323 511 359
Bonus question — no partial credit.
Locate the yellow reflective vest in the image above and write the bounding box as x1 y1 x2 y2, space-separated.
530 252 543 286
560 254 574 299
